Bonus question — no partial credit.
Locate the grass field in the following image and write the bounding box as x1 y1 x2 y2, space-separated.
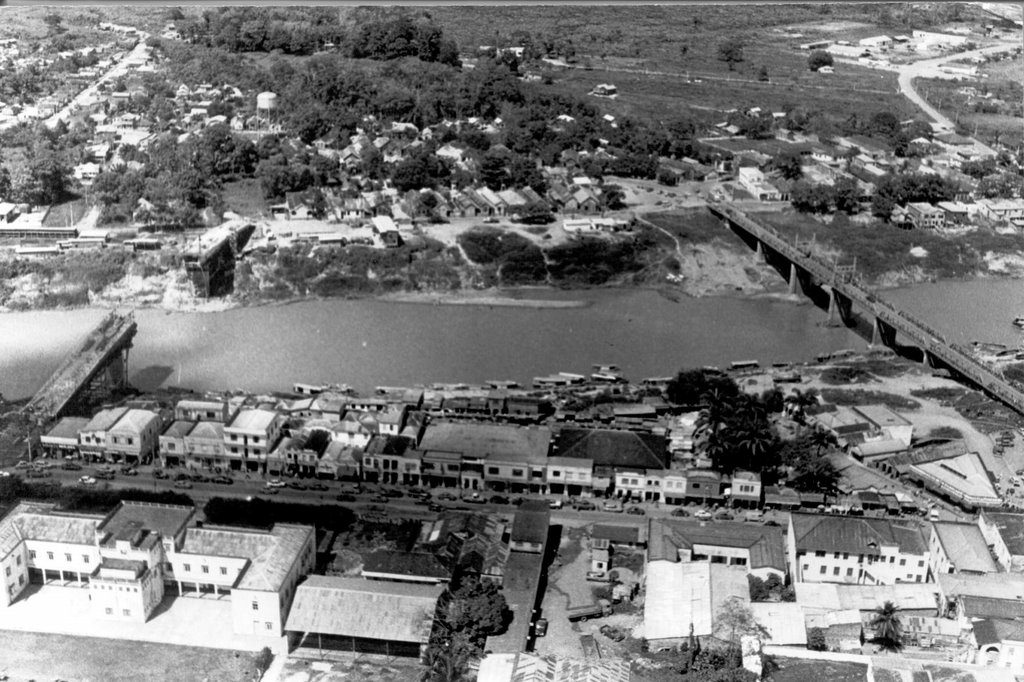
41 199 89 228
770 657 868 682
223 179 269 218
0 630 264 682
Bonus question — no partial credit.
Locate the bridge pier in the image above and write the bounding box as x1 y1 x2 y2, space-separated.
871 317 896 348
826 288 853 327
754 239 767 263
788 262 801 295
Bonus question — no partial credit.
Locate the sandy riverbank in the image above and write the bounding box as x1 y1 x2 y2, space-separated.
378 289 592 308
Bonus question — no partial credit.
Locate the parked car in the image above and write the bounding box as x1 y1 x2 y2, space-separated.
120 466 138 476
383 489 404 498
549 499 564 510
574 500 596 511
428 503 445 513
437 492 457 501
599 624 626 642
61 461 82 471
263 487 280 495
153 469 169 479
602 501 623 513
465 493 486 504
626 506 646 516
336 493 357 502
534 618 549 637
489 495 510 505
366 504 387 513
266 479 286 488
174 472 191 482
288 481 307 490
307 482 329 491
78 476 97 486
370 493 390 503
173 480 193 489
212 475 233 485
94 470 115 480
715 511 735 521
14 461 31 469
694 509 713 520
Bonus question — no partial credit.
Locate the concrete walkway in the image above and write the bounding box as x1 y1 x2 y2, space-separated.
0 584 286 654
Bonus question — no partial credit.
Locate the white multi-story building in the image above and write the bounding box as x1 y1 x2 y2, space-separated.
223 409 282 472
788 512 930 585
0 501 314 636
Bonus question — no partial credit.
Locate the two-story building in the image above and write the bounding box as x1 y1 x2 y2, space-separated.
788 513 930 585
183 420 226 470
928 522 999 576
648 518 787 581
729 470 763 508
174 399 235 423
78 407 129 462
223 409 282 473
544 456 594 497
553 428 669 499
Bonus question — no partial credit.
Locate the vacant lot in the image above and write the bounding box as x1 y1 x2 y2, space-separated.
222 179 269 219
280 653 424 682
0 630 262 682
770 657 868 682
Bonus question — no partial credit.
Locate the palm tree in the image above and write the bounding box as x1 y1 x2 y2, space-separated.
785 388 819 424
870 601 903 652
808 428 837 456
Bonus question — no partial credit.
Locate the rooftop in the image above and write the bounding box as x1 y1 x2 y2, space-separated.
226 408 278 433
485 552 545 654
285 575 442 644
972 618 1024 647
644 561 748 640
592 523 647 546
186 420 224 440
477 654 632 682
43 417 90 441
933 522 998 574
959 595 1024 620
649 518 786 571
909 452 1001 507
1 502 104 549
97 502 195 548
790 512 928 556
555 428 668 470
510 504 550 546
939 572 1024 601
110 408 159 434
417 422 551 465
82 407 129 433
361 549 450 581
161 420 195 439
181 523 312 591
794 581 940 613
984 512 1024 556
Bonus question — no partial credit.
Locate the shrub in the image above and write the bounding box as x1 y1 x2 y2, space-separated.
807 627 827 651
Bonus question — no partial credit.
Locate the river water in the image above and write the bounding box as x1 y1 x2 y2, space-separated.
0 288 868 400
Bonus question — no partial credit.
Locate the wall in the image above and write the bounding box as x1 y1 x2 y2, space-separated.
0 545 30 607
26 540 100 579
232 588 282 636
794 547 928 585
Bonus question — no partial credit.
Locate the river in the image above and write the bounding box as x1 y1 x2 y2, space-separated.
0 288 867 401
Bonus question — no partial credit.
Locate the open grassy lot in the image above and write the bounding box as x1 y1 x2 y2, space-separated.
42 199 89 228
0 630 263 682
281 654 424 681
755 210 1024 282
545 61 914 125
222 179 269 218
769 657 868 682
912 75 1023 147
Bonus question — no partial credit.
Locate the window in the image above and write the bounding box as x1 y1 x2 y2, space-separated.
123 609 130 617
220 567 228 575
833 566 840 576
512 469 524 477
83 555 90 564
18 575 23 585
47 552 54 561
834 552 840 559
890 557 895 564
819 566 827 574
918 560 924 567
487 467 499 475
127 438 134 445
846 568 853 577
15 556 20 566
550 470 561 477
65 553 72 562
4 567 9 577
201 565 209 574
183 564 191 572
915 575 922 583
899 559 906 566
252 601 259 611
167 443 175 451
802 564 808 572
266 622 273 631
815 551 825 558
693 483 701 490
29 551 35 560
842 553 849 560
105 608 113 615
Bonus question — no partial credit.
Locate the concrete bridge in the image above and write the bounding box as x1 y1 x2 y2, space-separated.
24 310 138 420
182 221 256 297
709 202 1024 415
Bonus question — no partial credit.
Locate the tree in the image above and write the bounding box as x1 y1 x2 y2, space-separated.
748 574 770 601
870 601 903 651
17 142 71 207
789 456 840 496
791 181 833 214
807 627 827 651
254 647 273 675
832 177 862 214
715 597 769 658
774 150 804 180
808 50 834 72
717 38 745 70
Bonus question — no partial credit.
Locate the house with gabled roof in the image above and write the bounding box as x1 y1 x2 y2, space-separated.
649 517 786 580
788 512 929 585
554 428 668 497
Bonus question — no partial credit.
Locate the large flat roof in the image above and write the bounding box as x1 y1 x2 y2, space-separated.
649 518 785 571
43 417 90 442
984 512 1024 557
417 422 551 465
909 453 1000 507
790 512 928 556
794 581 940 613
285 575 441 643
97 502 194 548
226 408 278 433
644 562 748 640
933 522 998 574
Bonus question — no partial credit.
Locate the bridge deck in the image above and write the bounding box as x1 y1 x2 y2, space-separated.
710 203 1024 415
24 311 137 419
182 221 253 265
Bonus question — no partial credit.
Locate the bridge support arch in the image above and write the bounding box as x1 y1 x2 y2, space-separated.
788 263 803 295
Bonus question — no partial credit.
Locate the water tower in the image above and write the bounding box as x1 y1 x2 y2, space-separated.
255 91 278 135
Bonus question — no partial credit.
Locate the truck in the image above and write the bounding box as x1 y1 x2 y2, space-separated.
567 599 612 622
